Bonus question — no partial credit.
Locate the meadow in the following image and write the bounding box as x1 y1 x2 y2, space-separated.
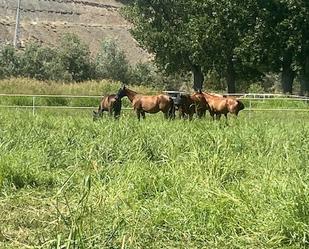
0 79 309 248
0 108 308 249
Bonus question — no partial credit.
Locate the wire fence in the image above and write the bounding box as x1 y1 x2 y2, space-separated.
0 93 308 115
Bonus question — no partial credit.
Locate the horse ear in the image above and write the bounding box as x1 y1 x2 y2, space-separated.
198 89 202 94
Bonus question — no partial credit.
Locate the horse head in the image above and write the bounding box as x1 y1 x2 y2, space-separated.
116 85 127 99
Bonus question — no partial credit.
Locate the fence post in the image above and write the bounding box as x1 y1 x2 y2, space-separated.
32 96 35 115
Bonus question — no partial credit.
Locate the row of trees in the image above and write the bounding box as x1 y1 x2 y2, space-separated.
123 0 309 95
0 34 172 88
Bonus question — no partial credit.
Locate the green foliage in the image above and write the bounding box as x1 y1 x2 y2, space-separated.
123 0 309 93
58 33 94 82
237 0 309 94
0 35 94 82
123 0 265 92
19 42 56 80
130 62 156 85
96 39 130 83
0 45 20 78
248 83 265 93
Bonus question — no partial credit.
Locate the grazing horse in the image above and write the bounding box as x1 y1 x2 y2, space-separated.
93 94 121 120
116 86 175 120
202 92 244 121
177 92 209 120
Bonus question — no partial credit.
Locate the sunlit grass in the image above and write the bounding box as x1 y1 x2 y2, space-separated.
0 109 308 248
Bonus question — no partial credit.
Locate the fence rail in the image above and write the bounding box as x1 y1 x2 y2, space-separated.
0 93 308 114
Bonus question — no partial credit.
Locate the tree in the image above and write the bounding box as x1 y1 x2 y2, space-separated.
57 33 94 82
124 0 261 92
96 39 130 83
238 0 309 94
0 45 20 78
19 42 56 80
123 0 205 91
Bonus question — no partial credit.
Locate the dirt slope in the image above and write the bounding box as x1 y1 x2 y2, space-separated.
0 0 149 63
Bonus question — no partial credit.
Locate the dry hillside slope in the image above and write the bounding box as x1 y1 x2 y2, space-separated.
0 0 149 63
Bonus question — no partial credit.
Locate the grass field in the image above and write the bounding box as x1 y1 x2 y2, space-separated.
0 107 308 248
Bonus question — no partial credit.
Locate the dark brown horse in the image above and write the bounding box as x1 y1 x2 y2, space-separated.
177 92 209 120
93 94 121 120
203 92 244 120
116 86 175 120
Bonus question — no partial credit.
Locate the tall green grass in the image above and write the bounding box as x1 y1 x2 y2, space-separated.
0 78 157 109
0 109 308 248
0 78 157 95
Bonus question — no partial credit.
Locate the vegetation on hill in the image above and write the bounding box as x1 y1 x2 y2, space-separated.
1 1 308 94
0 34 190 91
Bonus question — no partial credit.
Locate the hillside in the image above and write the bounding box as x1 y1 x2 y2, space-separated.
0 0 150 63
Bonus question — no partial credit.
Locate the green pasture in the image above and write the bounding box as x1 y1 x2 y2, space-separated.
0 108 308 248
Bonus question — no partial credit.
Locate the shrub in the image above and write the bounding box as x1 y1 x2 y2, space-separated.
248 83 265 93
96 39 130 83
0 45 20 78
57 33 94 82
19 42 57 80
130 62 156 85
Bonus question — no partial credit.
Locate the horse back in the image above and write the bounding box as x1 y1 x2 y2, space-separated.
133 94 172 113
100 94 117 110
204 93 228 113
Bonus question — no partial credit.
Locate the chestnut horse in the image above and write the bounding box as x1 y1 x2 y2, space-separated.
203 92 244 120
177 92 209 120
93 94 121 120
116 86 175 120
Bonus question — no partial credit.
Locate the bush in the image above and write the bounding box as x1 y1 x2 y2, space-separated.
0 45 20 78
96 39 130 83
19 42 57 80
248 83 265 93
57 33 94 82
130 62 156 85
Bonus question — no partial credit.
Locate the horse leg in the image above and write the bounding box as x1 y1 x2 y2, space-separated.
108 107 113 117
197 110 203 119
141 111 146 120
164 111 169 119
210 112 215 121
224 113 228 124
168 101 176 119
136 109 141 121
216 114 221 120
114 109 120 119
179 108 185 119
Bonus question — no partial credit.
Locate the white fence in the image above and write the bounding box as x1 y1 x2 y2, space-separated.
0 93 308 115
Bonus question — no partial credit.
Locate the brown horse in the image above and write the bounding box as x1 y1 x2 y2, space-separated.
93 94 122 120
203 92 244 120
177 92 209 120
116 86 175 120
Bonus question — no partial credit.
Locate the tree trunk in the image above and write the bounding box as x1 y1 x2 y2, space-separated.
191 65 204 91
281 51 295 94
300 55 309 96
226 57 236 93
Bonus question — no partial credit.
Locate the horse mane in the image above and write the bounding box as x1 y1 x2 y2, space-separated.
124 87 139 102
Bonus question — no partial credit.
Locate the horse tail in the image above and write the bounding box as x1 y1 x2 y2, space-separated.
168 98 176 119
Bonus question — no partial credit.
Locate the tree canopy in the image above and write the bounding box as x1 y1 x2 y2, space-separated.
123 0 309 94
